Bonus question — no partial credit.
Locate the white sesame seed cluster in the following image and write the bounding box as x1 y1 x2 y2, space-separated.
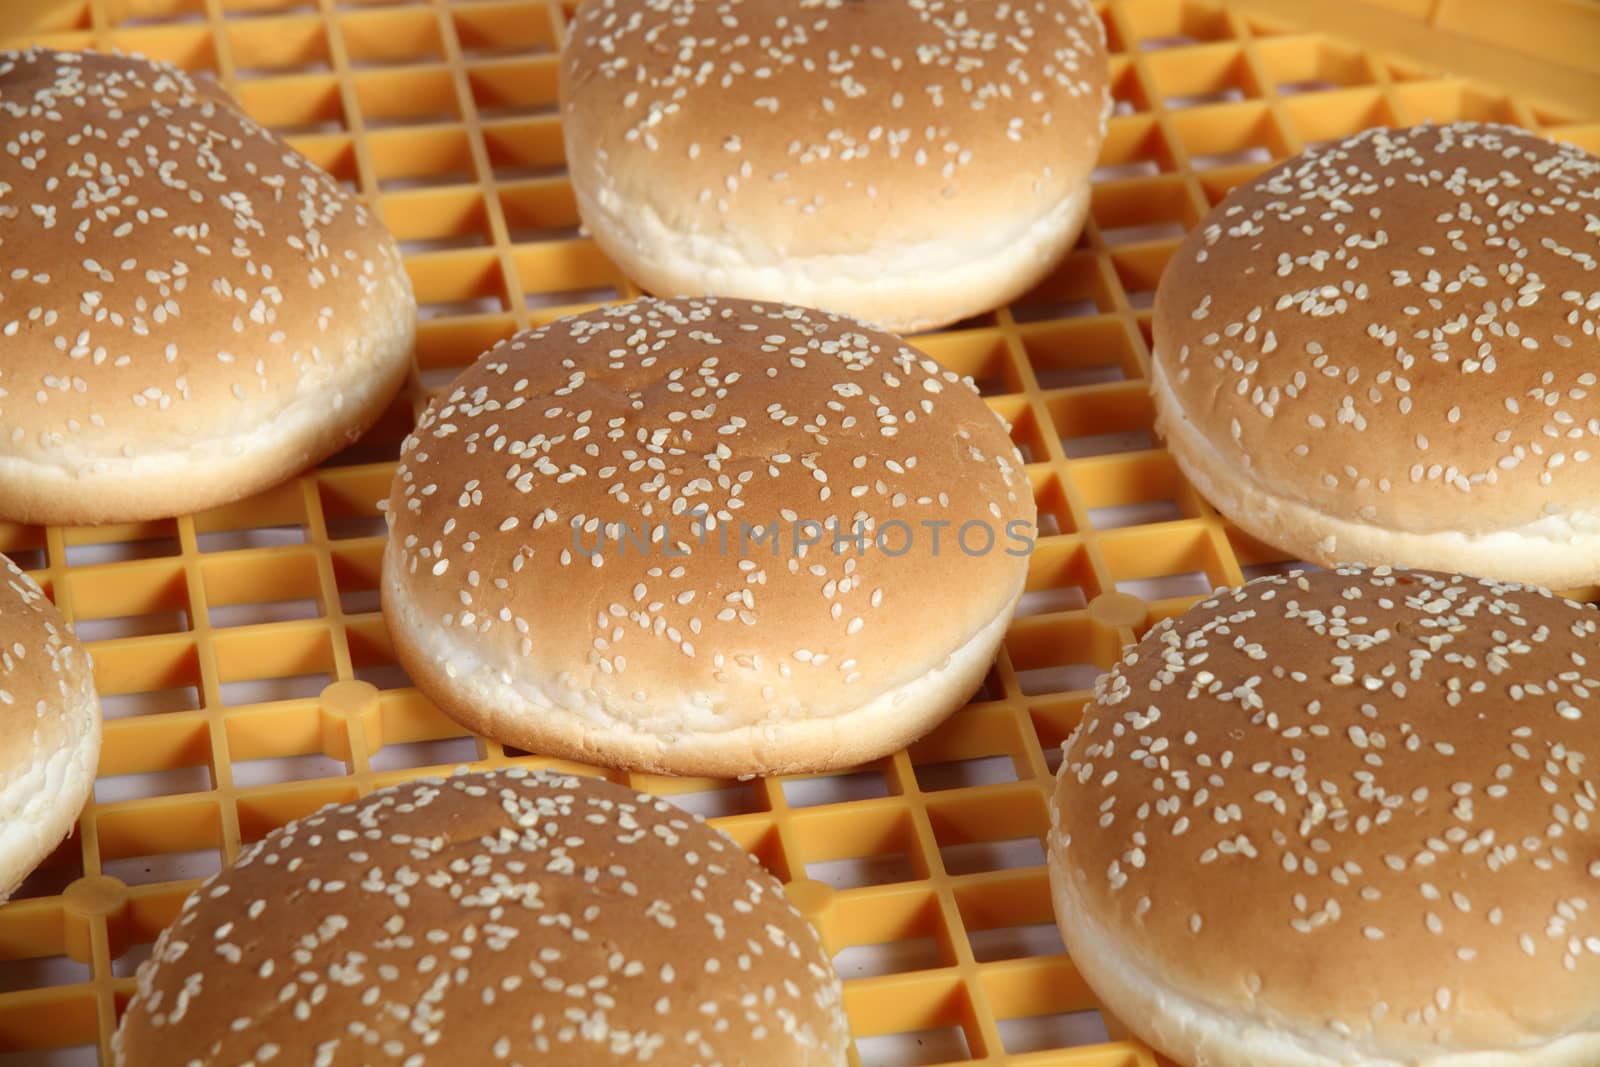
560 0 1111 332
0 551 99 899
113 768 849 1066
0 47 416 525
1049 565 1600 1065
1152 123 1600 588
381 297 1034 776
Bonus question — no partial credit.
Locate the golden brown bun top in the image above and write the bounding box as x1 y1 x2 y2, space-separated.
0 553 94 774
116 768 848 1066
0 47 413 462
560 0 1109 256
1053 565 1600 1056
385 297 1034 726
1153 123 1600 539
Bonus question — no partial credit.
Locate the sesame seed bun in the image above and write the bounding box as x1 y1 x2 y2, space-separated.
114 767 849 1066
0 48 416 526
1152 123 1600 589
0 552 99 899
381 297 1034 777
559 0 1110 334
1048 565 1600 1067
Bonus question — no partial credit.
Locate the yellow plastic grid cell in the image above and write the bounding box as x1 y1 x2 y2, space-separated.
1167 99 1294 169
0 993 100 1059
1100 523 1233 606
218 0 311 15
0 1 1596 1063
340 7 444 66
465 57 560 118
496 177 579 238
1024 471 1079 541
281 129 359 181
381 186 492 253
450 0 558 57
1012 253 1118 324
906 706 1033 791
828 886 952 980
407 246 513 318
233 72 344 132
1280 85 1402 148
225 14 329 75
1048 386 1158 461
369 123 475 188
1144 41 1263 108
1253 34 1377 94
509 239 624 310
1120 0 1237 50
1390 79 1524 125
1021 318 1147 390
1074 452 1208 530
987 397 1052 469
1104 57 1156 119
63 564 189 642
94 798 225 887
105 23 216 67
1004 616 1118 702
1018 540 1101 619
89 638 205 720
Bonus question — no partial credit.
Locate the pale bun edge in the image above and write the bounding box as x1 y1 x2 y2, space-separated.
382 548 1022 777
1150 354 1600 590
0 321 415 526
577 184 1092 334
1047 802 1600 1067
0 670 99 900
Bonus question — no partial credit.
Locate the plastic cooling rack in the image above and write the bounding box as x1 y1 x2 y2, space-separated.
0 1 1598 1064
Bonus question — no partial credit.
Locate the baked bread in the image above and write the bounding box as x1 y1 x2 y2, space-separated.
0 552 99 898
0 47 415 525
382 297 1035 776
1050 565 1600 1067
1152 123 1600 589
115 767 849 1065
560 0 1110 334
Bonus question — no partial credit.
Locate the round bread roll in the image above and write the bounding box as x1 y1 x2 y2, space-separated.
382 297 1035 777
559 0 1110 334
114 767 849 1066
0 552 99 898
0 48 415 525
1152 123 1600 589
1049 565 1600 1067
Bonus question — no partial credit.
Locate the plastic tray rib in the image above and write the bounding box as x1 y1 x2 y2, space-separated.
0 1 1597 1064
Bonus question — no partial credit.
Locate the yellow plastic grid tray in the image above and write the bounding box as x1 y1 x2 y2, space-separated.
0 1 1598 1064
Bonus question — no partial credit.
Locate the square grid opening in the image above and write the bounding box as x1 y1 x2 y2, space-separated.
0 2 1591 1065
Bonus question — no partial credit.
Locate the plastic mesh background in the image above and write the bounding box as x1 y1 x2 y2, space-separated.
0 0 1598 1063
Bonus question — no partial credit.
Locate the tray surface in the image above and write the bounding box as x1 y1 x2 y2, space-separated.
0 1 1598 1063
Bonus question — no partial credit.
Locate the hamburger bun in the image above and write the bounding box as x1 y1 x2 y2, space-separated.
1049 565 1600 1067
559 0 1110 334
1152 122 1600 589
114 767 849 1065
382 297 1035 777
0 552 100 898
0 47 416 526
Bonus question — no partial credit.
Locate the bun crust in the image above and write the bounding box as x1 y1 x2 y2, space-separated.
559 0 1110 333
1152 123 1600 585
0 48 416 525
382 297 1034 776
114 768 850 1066
0 553 100 899
1049 566 1600 1066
